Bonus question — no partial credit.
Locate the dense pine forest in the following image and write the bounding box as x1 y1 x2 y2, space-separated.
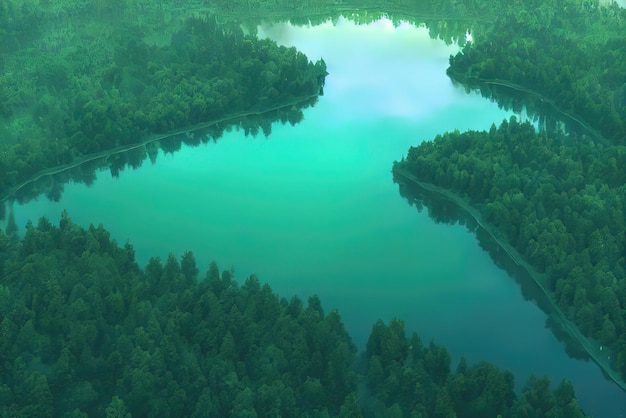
393 0 626 388
448 0 626 144
1 0 625 415
394 118 626 380
0 216 588 417
0 5 326 196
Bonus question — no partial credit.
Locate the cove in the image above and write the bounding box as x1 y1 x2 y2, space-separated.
5 17 625 417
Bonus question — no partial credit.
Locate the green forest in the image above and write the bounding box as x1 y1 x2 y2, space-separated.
393 0 626 389
0 216 588 417
448 0 626 144
0 3 326 196
2 0 626 415
394 116 626 382
2 96 319 209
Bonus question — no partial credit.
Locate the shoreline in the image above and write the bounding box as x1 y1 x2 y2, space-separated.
446 71 611 147
0 94 318 205
393 167 626 392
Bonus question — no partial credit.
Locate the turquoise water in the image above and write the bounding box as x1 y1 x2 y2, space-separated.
7 18 625 417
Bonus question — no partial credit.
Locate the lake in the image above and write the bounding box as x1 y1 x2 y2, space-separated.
5 17 625 418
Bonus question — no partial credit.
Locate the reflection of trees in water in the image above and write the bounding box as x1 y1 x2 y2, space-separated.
394 175 592 363
0 97 318 220
546 315 589 362
449 75 609 146
4 202 18 238
213 0 497 46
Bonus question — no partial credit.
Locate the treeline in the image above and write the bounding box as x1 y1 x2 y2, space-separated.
448 0 626 143
2 96 318 211
0 214 589 417
364 319 586 418
394 117 626 378
0 213 357 417
0 12 326 194
450 77 610 147
208 0 498 46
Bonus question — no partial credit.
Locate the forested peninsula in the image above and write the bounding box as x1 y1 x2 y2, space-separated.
0 6 326 196
394 116 626 385
0 216 588 417
448 0 626 144
390 0 626 387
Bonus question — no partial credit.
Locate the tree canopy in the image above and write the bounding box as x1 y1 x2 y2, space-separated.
0 7 326 198
394 116 626 382
448 0 626 144
0 214 590 417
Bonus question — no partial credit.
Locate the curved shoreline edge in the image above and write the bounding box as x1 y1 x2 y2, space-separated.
393 167 626 392
446 71 612 147
0 94 318 205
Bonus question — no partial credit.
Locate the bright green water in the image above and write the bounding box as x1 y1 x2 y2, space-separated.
8 18 625 417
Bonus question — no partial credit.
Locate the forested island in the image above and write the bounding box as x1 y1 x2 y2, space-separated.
0 215 588 417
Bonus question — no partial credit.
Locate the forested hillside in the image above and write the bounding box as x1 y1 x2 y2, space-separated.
1 0 623 415
448 0 626 143
391 0 626 387
0 6 326 195
394 117 626 381
0 215 588 417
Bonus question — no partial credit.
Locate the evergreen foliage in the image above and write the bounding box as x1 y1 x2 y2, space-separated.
0 215 589 417
1 0 623 414
394 116 626 380
448 0 626 144
363 319 587 418
0 10 326 195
